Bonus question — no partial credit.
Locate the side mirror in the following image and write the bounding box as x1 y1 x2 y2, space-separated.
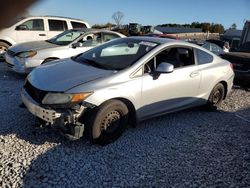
156 62 174 73
15 25 28 30
72 42 83 49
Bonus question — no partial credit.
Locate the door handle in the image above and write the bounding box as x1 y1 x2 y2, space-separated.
190 71 200 78
39 34 46 36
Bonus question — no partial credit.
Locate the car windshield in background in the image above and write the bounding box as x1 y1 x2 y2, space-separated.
47 30 82 45
73 38 159 70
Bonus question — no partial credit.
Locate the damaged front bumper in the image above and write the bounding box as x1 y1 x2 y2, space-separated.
21 89 88 140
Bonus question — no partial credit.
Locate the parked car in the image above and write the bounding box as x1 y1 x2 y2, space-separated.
206 39 225 48
0 16 90 57
144 33 179 40
189 40 224 55
201 42 224 55
5 29 125 74
220 21 250 87
21 37 234 145
220 52 250 87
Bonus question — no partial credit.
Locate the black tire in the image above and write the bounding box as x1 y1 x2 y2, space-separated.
207 83 225 110
0 41 10 61
87 100 129 145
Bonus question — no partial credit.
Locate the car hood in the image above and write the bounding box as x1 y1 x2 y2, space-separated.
9 41 59 54
27 58 113 92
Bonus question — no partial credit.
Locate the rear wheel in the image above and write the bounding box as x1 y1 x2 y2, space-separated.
87 100 129 145
207 83 225 110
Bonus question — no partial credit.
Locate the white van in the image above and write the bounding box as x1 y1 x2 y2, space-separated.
0 16 90 55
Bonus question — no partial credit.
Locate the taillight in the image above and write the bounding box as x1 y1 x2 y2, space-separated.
229 63 234 70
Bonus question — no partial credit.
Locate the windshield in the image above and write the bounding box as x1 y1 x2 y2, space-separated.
73 38 159 70
47 30 82 45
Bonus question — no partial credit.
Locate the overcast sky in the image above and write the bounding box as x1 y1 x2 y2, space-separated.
29 0 250 29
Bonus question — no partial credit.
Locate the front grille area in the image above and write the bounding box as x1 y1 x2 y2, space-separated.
24 81 48 104
7 49 16 57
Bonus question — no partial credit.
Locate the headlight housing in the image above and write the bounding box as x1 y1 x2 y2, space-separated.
42 92 92 105
17 51 37 58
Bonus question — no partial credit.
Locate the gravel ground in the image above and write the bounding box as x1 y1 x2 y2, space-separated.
0 63 249 188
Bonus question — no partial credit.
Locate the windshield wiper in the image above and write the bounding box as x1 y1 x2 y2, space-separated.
71 53 83 61
46 40 62 46
72 56 116 70
45 40 53 44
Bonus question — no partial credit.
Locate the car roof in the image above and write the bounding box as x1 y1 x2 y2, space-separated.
67 28 123 34
21 15 87 22
127 36 190 45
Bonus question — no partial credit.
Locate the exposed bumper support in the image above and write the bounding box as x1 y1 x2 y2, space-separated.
21 90 61 124
21 89 87 140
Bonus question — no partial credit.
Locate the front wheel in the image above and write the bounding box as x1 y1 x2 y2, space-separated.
0 42 10 61
87 100 129 145
207 83 225 110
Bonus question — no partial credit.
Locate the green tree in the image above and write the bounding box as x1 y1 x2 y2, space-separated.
92 22 114 29
210 24 224 33
230 23 237 30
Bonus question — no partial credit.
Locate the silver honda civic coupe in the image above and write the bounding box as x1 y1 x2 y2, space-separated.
5 29 125 74
21 37 234 145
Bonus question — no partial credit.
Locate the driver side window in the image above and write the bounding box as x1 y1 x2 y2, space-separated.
18 19 44 31
144 46 195 74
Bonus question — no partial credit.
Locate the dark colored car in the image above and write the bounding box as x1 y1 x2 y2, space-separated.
220 52 250 87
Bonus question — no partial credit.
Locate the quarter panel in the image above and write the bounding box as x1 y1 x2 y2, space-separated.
197 59 233 100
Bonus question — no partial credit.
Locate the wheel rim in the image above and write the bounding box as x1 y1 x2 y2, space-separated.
0 46 7 54
212 89 222 104
100 110 121 133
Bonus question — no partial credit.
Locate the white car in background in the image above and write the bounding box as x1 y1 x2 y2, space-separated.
0 16 90 56
4 29 125 73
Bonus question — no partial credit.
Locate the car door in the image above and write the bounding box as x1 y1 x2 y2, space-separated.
139 46 201 119
47 19 68 39
15 18 48 43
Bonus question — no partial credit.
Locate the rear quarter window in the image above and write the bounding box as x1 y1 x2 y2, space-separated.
196 48 213 65
103 33 120 42
71 21 87 29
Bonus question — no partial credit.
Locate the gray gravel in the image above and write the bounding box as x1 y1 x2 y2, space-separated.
0 62 249 188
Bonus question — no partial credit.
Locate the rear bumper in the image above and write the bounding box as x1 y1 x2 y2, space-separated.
234 70 250 79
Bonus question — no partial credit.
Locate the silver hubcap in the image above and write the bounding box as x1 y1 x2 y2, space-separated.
212 90 221 104
100 111 120 133
0 46 7 54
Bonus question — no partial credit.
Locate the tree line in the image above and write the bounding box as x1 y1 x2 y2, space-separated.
158 22 225 34
92 11 239 34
